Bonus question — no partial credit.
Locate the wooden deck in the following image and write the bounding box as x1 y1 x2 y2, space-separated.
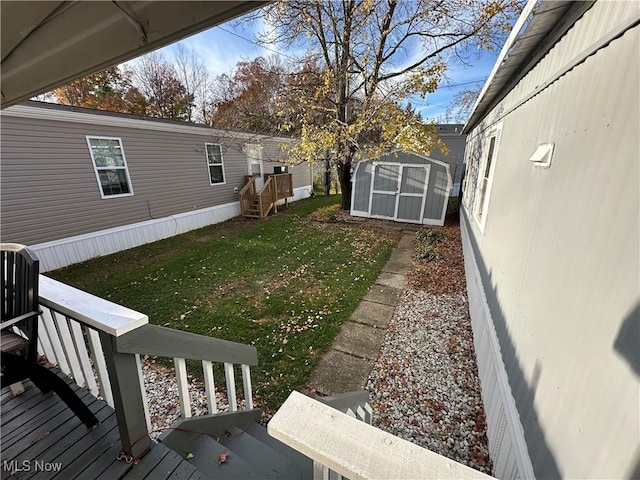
1 372 207 480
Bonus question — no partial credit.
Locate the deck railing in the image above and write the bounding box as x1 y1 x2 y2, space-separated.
265 172 294 200
36 275 258 458
269 391 494 480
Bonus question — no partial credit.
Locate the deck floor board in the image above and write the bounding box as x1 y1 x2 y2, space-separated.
1 372 208 480
2 388 94 445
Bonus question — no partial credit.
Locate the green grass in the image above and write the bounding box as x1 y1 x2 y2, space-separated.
49 195 399 411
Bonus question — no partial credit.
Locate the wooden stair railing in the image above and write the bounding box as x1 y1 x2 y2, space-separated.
240 174 294 220
239 176 258 218
256 176 277 219
33 275 258 459
268 391 495 480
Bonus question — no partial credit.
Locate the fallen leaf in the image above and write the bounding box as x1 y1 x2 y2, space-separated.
218 450 230 466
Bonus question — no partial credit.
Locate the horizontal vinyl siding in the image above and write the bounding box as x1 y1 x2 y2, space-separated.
260 141 311 190
430 135 467 185
0 114 301 246
462 3 639 478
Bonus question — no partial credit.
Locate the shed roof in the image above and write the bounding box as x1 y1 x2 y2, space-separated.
361 149 452 170
463 0 594 133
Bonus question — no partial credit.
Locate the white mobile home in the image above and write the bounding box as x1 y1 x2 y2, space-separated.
0 102 313 271
461 1 639 479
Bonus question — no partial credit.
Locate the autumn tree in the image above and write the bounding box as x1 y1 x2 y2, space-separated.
53 66 146 114
211 56 289 134
443 87 482 123
133 52 193 121
255 0 521 209
173 44 211 123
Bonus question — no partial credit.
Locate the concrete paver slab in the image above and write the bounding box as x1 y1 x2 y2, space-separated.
382 256 413 274
376 272 406 289
349 301 395 329
308 349 374 396
307 228 417 397
363 285 401 306
332 322 386 360
398 232 416 246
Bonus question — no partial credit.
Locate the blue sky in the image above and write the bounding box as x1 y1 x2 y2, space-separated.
154 16 501 122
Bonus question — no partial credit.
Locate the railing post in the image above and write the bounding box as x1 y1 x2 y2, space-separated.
271 179 278 214
100 331 150 459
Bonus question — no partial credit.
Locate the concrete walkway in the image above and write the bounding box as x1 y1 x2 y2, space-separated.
308 230 416 395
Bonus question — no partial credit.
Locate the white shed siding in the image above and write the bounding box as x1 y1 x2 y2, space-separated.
351 152 451 225
463 2 639 479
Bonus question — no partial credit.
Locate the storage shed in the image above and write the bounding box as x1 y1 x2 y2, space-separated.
350 151 452 225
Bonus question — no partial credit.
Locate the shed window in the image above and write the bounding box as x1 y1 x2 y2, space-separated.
206 143 225 185
86 136 133 198
474 123 502 231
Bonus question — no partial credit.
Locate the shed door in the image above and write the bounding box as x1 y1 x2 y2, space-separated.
370 164 400 219
396 166 429 223
369 164 429 223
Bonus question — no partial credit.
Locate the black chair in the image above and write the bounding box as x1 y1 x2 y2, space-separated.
1 243 98 428
1 243 40 363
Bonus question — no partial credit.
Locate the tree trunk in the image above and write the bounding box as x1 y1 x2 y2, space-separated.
337 161 352 210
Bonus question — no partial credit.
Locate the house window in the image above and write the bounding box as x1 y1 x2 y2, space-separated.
86 136 133 198
475 123 502 230
206 143 225 185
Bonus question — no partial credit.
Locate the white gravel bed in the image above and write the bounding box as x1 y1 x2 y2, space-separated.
140 359 245 439
366 288 492 474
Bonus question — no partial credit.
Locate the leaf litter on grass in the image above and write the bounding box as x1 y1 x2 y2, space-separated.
50 197 399 413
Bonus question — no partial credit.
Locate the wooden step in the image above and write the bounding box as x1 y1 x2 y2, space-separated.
179 434 281 479
227 424 312 475
161 418 313 479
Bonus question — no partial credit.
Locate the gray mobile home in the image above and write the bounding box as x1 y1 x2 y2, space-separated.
461 1 639 479
0 101 312 271
350 151 451 225
430 124 466 196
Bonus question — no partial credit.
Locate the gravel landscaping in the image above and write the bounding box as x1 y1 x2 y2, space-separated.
139 214 492 475
366 219 492 474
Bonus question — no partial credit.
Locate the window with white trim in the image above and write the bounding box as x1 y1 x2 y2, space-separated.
86 136 133 198
205 143 225 184
474 123 502 230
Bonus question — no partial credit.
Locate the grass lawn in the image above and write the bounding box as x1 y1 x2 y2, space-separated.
49 195 399 412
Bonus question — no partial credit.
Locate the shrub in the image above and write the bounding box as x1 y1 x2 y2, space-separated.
310 204 340 222
414 228 446 262
415 243 441 262
416 229 446 244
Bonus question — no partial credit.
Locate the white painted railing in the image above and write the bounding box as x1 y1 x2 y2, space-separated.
269 391 494 480
35 274 258 457
38 275 148 407
313 393 374 480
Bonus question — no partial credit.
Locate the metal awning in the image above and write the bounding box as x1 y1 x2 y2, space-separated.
1 1 268 109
